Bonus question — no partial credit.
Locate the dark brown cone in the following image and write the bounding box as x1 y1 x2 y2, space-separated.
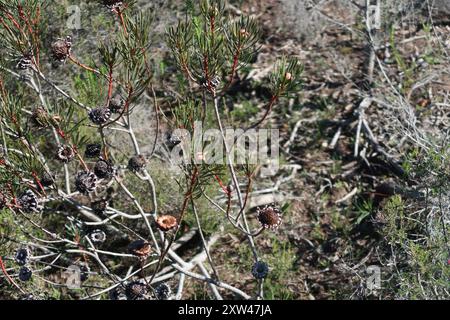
51 36 72 62
256 204 282 230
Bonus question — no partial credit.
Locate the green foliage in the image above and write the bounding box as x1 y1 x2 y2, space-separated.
263 239 296 299
74 69 106 106
0 209 15 242
354 198 373 225
382 195 410 245
166 0 261 92
380 195 450 299
0 0 309 301
0 0 43 55
269 57 303 98
224 16 261 70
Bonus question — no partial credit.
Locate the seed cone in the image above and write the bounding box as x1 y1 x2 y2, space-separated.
94 159 114 179
128 155 147 172
89 229 106 244
17 190 42 213
256 204 282 230
91 199 108 215
128 240 151 259
109 287 127 300
85 143 102 159
15 248 30 266
19 266 33 282
56 145 75 163
108 95 124 113
251 261 269 279
155 215 178 232
75 171 97 194
125 280 148 300
39 172 55 187
89 107 111 125
16 50 33 70
51 36 72 62
155 283 172 300
30 106 50 128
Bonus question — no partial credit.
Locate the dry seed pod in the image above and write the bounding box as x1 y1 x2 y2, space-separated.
75 171 97 194
128 155 147 172
17 190 42 213
239 28 250 37
94 159 114 179
125 280 148 300
91 199 108 215
108 95 124 113
30 106 50 128
155 215 178 232
128 240 151 259
103 0 124 10
88 107 111 125
89 229 106 244
15 248 30 266
56 145 75 163
85 143 102 159
39 172 55 187
251 261 269 279
109 287 127 300
16 50 33 70
19 266 33 282
154 282 172 300
51 36 72 62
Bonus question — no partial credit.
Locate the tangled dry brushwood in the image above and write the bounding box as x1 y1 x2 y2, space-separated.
317 0 449 298
269 0 449 299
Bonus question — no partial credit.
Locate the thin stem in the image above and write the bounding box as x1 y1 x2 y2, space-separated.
212 95 259 261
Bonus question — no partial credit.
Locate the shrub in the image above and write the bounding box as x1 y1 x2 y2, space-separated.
0 0 301 300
